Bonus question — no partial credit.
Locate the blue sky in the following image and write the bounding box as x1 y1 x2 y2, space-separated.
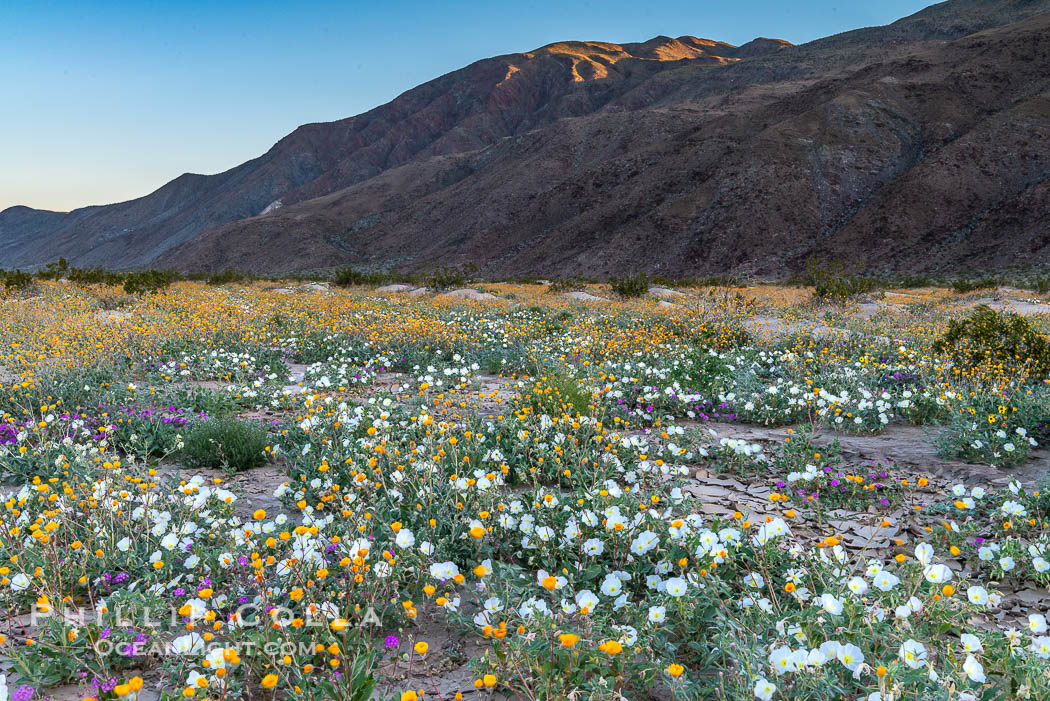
0 0 935 212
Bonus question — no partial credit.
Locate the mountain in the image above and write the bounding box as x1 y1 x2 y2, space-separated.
4 0 1050 278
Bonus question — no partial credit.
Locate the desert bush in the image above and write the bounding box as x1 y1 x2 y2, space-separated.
609 273 649 298
206 268 252 285
547 276 587 293
180 417 270 471
951 276 1001 293
122 269 176 295
933 305 1050 382
2 270 34 290
813 274 878 302
332 267 391 287
425 264 476 290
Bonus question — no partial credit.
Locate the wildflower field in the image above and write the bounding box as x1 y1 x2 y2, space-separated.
2 279 1050 701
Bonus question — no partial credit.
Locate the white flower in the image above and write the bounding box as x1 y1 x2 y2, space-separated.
998 556 1015 571
600 575 623 597
665 577 688 597
170 632 205 654
575 589 599 612
1032 636 1050 659
753 677 776 700
966 586 989 606
846 577 868 596
395 529 415 549
962 654 985 683
630 530 660 555
116 537 132 552
768 647 797 675
914 543 933 566
899 639 926 668
648 605 666 623
10 573 30 591
837 643 864 672
922 564 952 584
960 634 982 653
1029 614 1048 634
872 571 900 591
819 593 843 616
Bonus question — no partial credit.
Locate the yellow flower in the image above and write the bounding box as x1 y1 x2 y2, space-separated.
261 673 279 689
667 663 684 677
414 641 429 656
558 633 580 648
253 509 266 520
469 526 485 539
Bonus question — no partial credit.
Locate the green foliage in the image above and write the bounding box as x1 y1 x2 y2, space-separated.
951 276 1001 293
332 267 392 287
206 268 252 285
34 257 69 281
609 273 649 298
425 263 477 291
547 276 587 293
933 305 1050 381
2 269 34 290
180 417 270 472
122 269 177 295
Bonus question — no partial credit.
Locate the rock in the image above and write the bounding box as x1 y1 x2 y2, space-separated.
650 287 687 299
658 300 678 309
407 287 429 297
374 284 414 293
303 282 329 292
437 288 497 301
562 291 607 302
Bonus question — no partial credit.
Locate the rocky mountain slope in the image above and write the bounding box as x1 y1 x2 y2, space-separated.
4 0 1050 278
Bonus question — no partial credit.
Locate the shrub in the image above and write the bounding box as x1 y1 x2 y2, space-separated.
180 417 270 472
425 264 475 291
206 269 252 286
951 276 1001 293
332 267 390 287
932 305 1050 382
2 270 34 290
609 273 649 298
547 276 586 294
123 270 176 295
813 274 878 302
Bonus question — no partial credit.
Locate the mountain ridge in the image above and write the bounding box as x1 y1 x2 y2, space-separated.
4 0 1050 278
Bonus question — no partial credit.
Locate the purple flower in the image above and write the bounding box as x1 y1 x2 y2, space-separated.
384 635 400 648
13 685 34 701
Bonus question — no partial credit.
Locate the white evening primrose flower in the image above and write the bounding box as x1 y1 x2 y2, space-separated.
1032 636 1050 658
754 677 776 700
837 643 864 672
872 571 900 592
899 639 927 668
1029 614 1048 634
846 576 868 596
960 634 982 653
966 586 989 606
665 577 688 597
648 605 666 623
923 564 952 584
819 593 843 616
962 654 985 683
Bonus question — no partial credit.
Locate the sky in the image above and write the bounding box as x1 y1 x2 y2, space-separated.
0 0 935 212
